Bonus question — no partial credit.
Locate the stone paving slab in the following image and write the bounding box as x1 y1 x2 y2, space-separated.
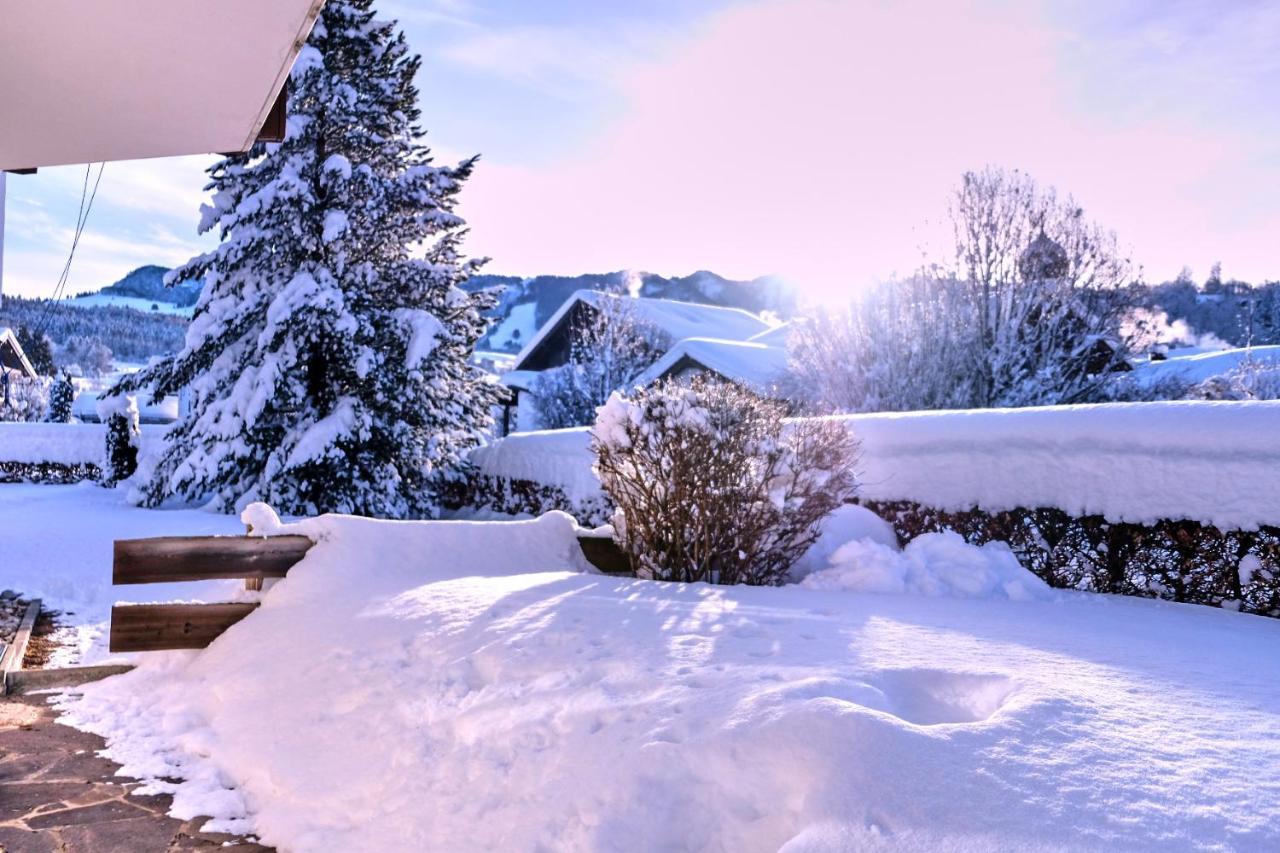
0 694 272 853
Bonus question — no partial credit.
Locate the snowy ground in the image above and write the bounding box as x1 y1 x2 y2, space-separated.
5 486 1276 851
0 483 249 664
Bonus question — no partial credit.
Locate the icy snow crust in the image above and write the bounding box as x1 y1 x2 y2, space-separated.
471 401 1280 529
55 509 1280 851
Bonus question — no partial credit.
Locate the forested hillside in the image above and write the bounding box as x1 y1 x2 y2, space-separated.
0 295 186 367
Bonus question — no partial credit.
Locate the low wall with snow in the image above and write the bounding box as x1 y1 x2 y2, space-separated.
0 423 169 483
467 400 1280 531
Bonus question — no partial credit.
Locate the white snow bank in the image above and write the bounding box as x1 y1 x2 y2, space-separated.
1131 345 1280 386
846 400 1280 530
789 503 899 580
469 426 601 505
55 509 1280 851
802 532 1054 602
0 422 169 466
473 400 1280 529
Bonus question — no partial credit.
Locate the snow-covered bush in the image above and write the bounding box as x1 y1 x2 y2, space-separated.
0 375 50 423
592 376 859 585
111 0 502 517
98 395 140 485
44 374 75 423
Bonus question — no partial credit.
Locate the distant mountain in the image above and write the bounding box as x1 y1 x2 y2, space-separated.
80 265 201 308
65 266 794 357
464 270 796 354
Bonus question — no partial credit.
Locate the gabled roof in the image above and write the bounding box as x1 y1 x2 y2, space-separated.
748 322 792 347
512 290 772 372
0 327 38 378
635 337 790 395
0 0 323 169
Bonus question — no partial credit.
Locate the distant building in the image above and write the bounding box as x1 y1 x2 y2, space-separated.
633 328 792 398
499 291 783 434
0 327 37 379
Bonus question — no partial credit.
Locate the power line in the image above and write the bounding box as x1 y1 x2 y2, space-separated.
35 162 105 340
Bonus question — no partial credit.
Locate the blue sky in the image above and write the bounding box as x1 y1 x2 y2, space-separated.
3 0 1277 302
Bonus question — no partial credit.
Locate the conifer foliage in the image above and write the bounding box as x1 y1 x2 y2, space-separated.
114 0 501 517
45 374 75 423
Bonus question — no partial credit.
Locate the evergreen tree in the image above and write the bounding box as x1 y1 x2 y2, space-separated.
15 325 55 375
45 373 75 423
114 0 501 517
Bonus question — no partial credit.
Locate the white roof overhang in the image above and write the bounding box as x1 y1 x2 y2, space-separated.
0 0 324 170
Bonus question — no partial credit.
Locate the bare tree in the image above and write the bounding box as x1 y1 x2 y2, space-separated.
533 297 665 429
948 166 1135 407
785 167 1137 413
592 375 859 586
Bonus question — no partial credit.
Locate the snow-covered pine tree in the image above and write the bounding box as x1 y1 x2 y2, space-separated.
45 373 75 423
113 0 501 518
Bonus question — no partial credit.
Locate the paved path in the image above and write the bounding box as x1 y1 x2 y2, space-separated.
0 694 271 853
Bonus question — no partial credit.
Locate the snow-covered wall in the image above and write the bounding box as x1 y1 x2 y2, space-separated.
470 401 1280 530
0 423 169 467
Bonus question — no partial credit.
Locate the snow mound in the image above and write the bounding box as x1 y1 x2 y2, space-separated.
802 532 1053 602
55 511 1280 851
790 503 900 580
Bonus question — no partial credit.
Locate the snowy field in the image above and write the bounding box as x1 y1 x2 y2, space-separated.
67 292 196 317
3 485 1275 851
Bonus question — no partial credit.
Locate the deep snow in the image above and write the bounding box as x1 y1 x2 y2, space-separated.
38 500 1280 852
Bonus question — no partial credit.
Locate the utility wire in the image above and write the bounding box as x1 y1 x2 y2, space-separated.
35 162 105 340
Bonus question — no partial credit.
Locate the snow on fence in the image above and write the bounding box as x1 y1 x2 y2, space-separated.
0 422 169 483
460 401 1280 615
467 400 1280 531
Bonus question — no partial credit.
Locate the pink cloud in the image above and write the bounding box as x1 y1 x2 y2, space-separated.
454 0 1277 300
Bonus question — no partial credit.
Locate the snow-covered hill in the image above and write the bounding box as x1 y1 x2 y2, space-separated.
67 292 194 317
71 264 200 310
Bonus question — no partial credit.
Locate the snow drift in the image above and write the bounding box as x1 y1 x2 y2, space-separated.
469 400 1280 530
57 508 1280 851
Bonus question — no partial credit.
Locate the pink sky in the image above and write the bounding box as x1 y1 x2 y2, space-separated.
449 0 1279 300
5 0 1277 302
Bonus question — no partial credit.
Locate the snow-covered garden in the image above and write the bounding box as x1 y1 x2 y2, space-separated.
0 483 1277 851
4 1 1280 851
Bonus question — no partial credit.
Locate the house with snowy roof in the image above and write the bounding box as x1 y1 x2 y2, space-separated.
499 291 785 433
0 327 37 379
633 325 792 398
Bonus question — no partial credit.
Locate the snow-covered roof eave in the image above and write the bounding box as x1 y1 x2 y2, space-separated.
511 290 772 373
0 327 38 378
634 337 788 393
510 291 592 372
0 0 325 170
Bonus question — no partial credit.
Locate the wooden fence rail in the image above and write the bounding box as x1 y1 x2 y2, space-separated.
109 532 631 653
114 535 315 585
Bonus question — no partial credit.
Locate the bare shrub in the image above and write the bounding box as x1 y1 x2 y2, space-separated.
591 375 859 585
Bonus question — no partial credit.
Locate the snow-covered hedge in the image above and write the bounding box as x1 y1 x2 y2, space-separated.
467 401 1280 531
460 401 1280 616
0 422 168 483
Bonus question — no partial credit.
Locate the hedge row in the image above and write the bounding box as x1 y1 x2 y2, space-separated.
442 474 613 528
0 460 101 485
861 500 1280 617
448 471 1280 617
